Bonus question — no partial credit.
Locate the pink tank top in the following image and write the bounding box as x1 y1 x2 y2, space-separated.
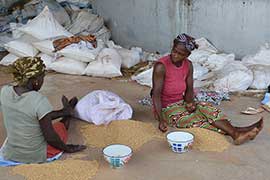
158 55 190 108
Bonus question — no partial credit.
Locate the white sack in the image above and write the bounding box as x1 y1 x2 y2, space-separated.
18 6 72 40
188 50 213 64
50 57 87 75
93 25 111 43
131 68 153 87
32 40 55 56
58 40 105 63
0 53 19 66
75 90 133 125
214 61 253 92
242 44 270 66
84 48 122 78
106 40 122 49
195 37 219 53
118 48 141 68
67 10 103 35
142 52 162 62
193 63 209 80
4 40 39 57
205 53 235 71
249 65 270 90
36 53 55 70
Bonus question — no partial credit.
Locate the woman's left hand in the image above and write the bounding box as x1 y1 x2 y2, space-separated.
186 102 196 113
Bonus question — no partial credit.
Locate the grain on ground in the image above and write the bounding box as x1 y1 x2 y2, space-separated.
182 128 230 152
80 120 163 151
11 160 99 180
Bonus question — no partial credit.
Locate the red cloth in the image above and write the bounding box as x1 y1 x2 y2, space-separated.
158 55 190 108
46 122 68 158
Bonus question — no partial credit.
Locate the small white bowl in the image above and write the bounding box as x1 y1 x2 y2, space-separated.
103 144 133 168
166 131 194 153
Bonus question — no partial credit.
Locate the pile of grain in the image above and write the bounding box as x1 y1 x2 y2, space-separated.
183 128 230 152
80 120 163 151
11 160 99 180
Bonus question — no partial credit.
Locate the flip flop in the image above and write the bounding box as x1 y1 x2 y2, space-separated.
241 107 264 115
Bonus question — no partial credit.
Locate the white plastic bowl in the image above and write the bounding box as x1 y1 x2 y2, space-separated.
103 144 132 168
166 131 194 153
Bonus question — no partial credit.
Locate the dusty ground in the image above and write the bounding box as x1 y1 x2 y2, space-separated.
0 66 269 180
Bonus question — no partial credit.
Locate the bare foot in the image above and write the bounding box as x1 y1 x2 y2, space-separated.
234 128 258 145
235 117 264 132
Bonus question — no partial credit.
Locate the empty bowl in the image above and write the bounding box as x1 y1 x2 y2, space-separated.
166 131 194 153
103 144 132 168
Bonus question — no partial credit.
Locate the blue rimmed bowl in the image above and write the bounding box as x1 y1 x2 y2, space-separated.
166 131 194 153
103 144 133 168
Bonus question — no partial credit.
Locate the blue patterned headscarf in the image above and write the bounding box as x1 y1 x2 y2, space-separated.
174 33 198 52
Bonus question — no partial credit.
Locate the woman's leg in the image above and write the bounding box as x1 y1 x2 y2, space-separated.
196 102 263 144
211 119 260 145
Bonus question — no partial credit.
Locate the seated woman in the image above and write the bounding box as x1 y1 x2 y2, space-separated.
0 57 86 163
151 34 263 145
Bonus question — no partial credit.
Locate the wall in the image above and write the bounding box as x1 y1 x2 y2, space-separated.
93 0 270 58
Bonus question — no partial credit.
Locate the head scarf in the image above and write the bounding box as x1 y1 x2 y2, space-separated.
9 57 46 86
174 33 198 52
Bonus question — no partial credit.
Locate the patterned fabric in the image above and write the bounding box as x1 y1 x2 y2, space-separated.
161 101 228 133
175 33 198 52
9 57 45 86
53 34 96 51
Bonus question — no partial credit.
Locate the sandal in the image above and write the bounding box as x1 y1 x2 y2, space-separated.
241 107 264 115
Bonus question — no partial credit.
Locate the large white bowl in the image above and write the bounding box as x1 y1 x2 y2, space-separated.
103 144 133 168
166 131 194 153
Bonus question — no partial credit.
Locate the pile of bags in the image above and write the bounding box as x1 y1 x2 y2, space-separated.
0 5 143 78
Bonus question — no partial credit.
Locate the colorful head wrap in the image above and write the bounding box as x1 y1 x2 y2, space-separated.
174 33 198 52
9 57 46 86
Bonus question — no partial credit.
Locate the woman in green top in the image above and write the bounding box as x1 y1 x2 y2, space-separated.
0 57 86 163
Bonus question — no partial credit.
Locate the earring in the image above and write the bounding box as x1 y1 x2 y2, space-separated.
35 82 39 86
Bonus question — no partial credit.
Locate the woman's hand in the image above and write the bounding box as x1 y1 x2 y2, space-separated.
62 96 78 117
159 120 168 133
186 102 196 113
64 144 87 153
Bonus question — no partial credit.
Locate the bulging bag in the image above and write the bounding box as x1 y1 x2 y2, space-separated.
75 90 133 125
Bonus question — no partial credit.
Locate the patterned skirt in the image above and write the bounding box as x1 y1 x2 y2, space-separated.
161 101 228 133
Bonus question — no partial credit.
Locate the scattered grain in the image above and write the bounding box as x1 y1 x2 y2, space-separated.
80 120 163 151
11 160 99 180
183 128 230 152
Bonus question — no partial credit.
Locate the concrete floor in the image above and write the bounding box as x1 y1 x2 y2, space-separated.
0 67 269 180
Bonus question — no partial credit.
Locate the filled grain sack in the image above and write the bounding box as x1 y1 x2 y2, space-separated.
131 68 153 87
117 48 141 68
242 43 270 66
58 40 105 63
193 63 209 80
195 37 219 53
213 61 253 92
249 65 270 89
50 57 87 75
0 53 19 66
4 40 39 57
32 40 55 56
36 53 55 70
18 6 72 40
84 48 122 78
67 10 103 35
75 90 133 125
93 25 111 43
204 53 235 71
188 49 213 64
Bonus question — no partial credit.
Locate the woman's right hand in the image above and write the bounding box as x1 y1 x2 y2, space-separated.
62 96 77 117
65 144 87 153
159 120 168 133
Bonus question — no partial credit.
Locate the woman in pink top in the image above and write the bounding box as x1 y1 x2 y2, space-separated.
152 34 263 145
